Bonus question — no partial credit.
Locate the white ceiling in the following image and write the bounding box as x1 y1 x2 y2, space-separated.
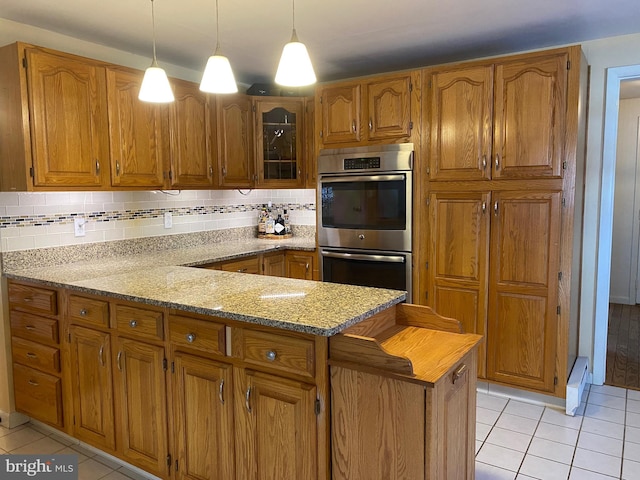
2 0 640 87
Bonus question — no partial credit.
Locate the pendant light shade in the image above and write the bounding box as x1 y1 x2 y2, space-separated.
200 0 238 94
275 0 316 87
139 0 174 103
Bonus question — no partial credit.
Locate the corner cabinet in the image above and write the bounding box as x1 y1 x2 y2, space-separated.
315 71 421 149
421 46 588 396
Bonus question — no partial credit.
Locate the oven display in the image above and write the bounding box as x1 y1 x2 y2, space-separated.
343 157 381 170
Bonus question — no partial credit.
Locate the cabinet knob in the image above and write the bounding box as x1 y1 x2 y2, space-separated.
80 308 88 317
129 319 138 328
266 350 277 361
186 333 196 343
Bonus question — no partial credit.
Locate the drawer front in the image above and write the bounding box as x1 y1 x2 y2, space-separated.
13 363 63 427
242 330 315 378
11 336 60 374
169 315 226 355
115 305 164 340
68 295 109 327
9 283 57 315
220 257 260 275
10 311 59 344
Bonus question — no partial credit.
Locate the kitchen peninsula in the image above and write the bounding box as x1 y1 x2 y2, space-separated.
4 239 481 480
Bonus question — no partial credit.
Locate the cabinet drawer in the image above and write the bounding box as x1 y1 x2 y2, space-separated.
169 315 226 355
11 336 60 374
220 257 260 275
115 305 164 340
13 363 63 427
10 311 59 344
242 330 315 378
9 283 57 315
68 295 109 327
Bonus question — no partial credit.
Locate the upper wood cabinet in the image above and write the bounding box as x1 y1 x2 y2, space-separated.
216 94 255 189
168 79 216 188
426 51 568 181
0 43 111 190
106 67 167 189
304 97 317 188
254 98 305 188
316 71 420 149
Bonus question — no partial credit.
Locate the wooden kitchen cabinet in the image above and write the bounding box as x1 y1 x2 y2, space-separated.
262 251 286 277
304 97 317 188
234 369 318 480
106 67 167 189
254 98 305 188
216 94 255 188
286 251 316 280
426 50 568 181
0 43 110 190
316 71 419 149
168 79 216 188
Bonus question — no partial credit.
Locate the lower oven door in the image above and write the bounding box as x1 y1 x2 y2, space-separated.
319 248 411 302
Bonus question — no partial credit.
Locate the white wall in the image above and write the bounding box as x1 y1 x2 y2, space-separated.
610 98 640 304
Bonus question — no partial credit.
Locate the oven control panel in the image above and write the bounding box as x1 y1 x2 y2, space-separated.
343 157 381 170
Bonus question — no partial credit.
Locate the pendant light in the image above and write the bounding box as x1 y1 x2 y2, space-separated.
200 0 238 93
139 0 174 103
275 0 316 87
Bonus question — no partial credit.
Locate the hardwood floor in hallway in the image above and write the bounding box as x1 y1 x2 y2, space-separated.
607 303 640 390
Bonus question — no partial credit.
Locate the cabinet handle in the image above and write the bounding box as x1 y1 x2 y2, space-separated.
26 352 37 359
305 263 309 271
266 350 277 362
482 155 487 169
368 118 373 131
245 386 252 413
23 297 33 303
79 308 88 317
117 351 123 371
495 154 500 170
222 167 227 177
186 333 196 343
116 161 121 175
99 345 105 367
209 166 213 177
352 120 356 133
453 364 468 384
129 319 138 328
219 379 225 404
494 201 499 215
96 160 100 175
237 268 248 273
28 380 39 387
482 202 486 213
25 325 36 331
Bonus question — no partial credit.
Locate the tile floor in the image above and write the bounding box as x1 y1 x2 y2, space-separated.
0 383 638 479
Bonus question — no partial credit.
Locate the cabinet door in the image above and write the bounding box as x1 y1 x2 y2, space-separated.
216 94 254 188
493 53 567 179
330 366 425 480
255 99 304 188
487 191 561 392
286 252 315 280
320 83 361 145
173 353 234 480
304 97 317 188
113 337 168 477
262 252 286 277
69 326 116 451
428 66 493 181
366 74 412 142
428 191 490 378
25 48 109 188
235 369 317 480
106 68 167 188
169 80 215 188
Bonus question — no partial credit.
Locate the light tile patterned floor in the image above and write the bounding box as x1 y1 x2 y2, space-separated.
0 383 638 479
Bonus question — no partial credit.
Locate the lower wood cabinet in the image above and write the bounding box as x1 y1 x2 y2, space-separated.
285 251 316 280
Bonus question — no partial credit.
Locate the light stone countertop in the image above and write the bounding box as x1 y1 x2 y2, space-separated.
3 238 406 336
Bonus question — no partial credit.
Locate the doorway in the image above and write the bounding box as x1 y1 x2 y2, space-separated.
594 65 640 389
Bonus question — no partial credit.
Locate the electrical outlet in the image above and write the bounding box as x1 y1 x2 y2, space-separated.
164 212 172 229
74 217 86 237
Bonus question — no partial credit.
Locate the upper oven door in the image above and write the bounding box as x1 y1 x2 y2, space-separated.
317 170 412 251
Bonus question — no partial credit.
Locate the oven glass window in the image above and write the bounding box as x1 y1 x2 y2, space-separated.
322 256 407 292
321 177 406 230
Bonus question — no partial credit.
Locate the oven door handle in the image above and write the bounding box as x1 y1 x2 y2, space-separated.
321 251 406 263
319 174 405 183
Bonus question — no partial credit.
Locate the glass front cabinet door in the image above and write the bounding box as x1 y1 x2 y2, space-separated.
255 98 305 188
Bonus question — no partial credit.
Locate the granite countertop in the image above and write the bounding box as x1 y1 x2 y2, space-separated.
3 238 406 336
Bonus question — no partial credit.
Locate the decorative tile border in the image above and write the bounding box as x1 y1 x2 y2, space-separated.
0 202 316 229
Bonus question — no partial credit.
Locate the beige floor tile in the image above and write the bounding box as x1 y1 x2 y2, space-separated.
10 435 68 454
0 427 45 451
77 458 115 480
57 445 89 463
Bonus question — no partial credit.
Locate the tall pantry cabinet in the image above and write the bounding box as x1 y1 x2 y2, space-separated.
420 46 587 397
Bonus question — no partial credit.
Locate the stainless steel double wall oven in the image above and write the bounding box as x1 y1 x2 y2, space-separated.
317 143 413 301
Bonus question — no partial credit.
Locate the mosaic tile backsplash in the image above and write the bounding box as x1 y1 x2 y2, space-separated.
0 189 317 252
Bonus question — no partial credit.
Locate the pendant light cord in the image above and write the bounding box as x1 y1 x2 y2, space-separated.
215 0 221 54
292 0 295 29
150 0 158 65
